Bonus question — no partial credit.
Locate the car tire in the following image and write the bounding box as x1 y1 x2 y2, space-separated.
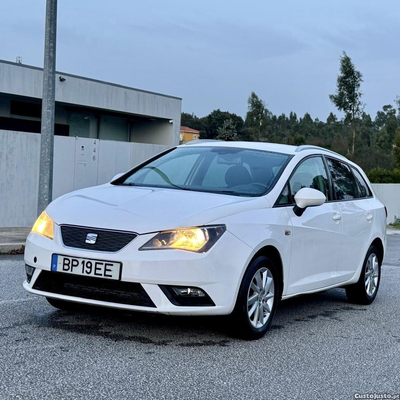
345 245 381 305
46 297 80 311
230 255 280 340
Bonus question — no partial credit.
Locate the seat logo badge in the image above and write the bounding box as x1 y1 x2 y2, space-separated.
85 233 98 244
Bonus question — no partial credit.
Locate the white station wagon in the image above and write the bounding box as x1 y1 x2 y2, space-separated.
24 142 386 339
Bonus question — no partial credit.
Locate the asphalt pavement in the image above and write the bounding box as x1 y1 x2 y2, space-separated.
0 236 399 400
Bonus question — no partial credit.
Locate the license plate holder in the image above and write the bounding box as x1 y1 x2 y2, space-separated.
51 254 122 280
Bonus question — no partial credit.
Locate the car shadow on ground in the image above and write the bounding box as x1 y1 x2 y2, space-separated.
32 287 366 346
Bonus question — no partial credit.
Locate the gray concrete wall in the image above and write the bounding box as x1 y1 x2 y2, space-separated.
0 130 41 228
0 130 170 227
132 120 174 145
371 184 400 224
0 60 181 146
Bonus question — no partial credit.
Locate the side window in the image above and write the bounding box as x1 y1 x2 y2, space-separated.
351 167 372 198
289 157 330 200
277 183 290 205
326 158 358 200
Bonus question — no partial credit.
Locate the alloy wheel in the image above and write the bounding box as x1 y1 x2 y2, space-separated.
364 253 379 297
247 267 275 328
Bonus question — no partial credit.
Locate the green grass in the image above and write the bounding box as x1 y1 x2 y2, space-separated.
389 222 400 229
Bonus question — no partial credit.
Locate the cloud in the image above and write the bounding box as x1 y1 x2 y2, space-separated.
306 12 400 61
126 19 307 61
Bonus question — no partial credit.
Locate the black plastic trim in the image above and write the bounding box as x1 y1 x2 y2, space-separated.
25 264 35 283
33 271 156 308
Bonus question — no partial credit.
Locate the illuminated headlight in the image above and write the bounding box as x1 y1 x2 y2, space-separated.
140 225 226 253
31 211 54 240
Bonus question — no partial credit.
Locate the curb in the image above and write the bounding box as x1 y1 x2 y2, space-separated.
0 244 25 255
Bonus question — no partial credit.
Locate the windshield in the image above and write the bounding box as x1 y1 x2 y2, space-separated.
114 146 291 197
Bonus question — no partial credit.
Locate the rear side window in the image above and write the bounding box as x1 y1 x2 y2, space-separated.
326 158 358 200
351 167 372 198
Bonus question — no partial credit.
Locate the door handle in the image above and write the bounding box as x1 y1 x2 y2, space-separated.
332 213 342 221
366 213 373 222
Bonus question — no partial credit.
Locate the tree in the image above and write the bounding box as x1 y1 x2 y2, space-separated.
293 134 306 146
216 119 238 141
326 112 337 125
329 52 364 156
394 129 400 170
204 109 244 139
245 92 270 141
180 112 206 137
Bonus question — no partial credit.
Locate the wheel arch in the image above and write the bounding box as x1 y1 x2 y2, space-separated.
370 237 384 264
248 245 284 299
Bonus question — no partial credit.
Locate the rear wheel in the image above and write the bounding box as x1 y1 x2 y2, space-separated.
345 245 381 305
231 255 280 340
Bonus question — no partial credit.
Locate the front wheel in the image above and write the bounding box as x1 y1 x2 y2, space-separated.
230 256 280 340
345 245 381 305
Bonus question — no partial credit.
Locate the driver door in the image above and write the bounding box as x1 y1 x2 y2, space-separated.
282 156 343 295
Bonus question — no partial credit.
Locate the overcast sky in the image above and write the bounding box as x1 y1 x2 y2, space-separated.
1 0 399 120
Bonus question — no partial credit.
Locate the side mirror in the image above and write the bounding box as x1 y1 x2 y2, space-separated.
293 188 326 216
111 172 124 182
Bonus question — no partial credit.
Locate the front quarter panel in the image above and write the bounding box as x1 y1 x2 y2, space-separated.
213 203 292 296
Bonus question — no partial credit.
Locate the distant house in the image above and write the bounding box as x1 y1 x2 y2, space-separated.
180 126 200 143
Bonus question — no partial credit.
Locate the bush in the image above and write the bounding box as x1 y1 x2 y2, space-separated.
366 168 400 183
390 216 400 229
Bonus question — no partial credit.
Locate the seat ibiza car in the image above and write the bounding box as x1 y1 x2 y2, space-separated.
24 142 386 339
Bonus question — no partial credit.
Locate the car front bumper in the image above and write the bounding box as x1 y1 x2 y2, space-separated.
23 226 252 316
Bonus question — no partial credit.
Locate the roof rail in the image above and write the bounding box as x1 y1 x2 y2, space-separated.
295 145 346 159
183 139 223 145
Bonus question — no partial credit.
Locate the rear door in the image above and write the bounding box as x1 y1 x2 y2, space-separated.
326 158 374 282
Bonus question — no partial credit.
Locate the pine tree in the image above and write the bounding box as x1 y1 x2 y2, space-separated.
216 119 238 141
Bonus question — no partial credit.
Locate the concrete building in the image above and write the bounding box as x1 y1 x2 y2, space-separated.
0 59 182 145
0 59 182 227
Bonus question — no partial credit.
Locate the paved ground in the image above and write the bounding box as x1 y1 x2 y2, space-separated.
0 236 399 400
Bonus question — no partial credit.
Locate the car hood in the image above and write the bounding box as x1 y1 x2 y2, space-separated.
47 184 271 233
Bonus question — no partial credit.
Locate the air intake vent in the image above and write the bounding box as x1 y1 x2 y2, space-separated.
34 271 156 308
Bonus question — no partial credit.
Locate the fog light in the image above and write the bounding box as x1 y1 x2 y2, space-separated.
159 285 215 307
172 287 206 297
25 264 35 283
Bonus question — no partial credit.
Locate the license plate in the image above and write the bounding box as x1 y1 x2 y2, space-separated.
51 254 121 280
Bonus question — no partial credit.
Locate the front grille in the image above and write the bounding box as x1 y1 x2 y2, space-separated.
33 271 155 308
60 225 137 252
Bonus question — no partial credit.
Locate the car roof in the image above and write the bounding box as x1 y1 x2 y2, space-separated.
180 141 349 161
180 141 297 154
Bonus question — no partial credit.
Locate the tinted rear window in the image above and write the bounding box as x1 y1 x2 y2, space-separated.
326 158 358 200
